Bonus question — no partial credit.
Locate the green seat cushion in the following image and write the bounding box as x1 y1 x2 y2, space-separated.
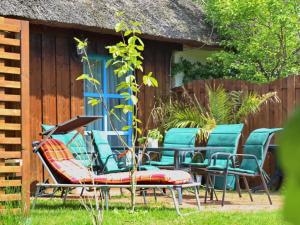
182 161 209 168
146 160 174 166
228 167 256 175
206 124 244 190
145 128 199 167
207 165 227 171
238 128 282 173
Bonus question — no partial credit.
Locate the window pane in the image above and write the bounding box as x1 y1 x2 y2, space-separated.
84 59 103 93
108 98 129 131
108 135 128 146
107 64 126 93
85 98 104 130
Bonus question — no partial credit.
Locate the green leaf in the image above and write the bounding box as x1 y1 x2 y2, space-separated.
279 108 300 224
136 127 142 135
124 30 132 36
122 125 131 131
87 98 101 106
115 21 125 32
76 74 90 81
109 109 121 122
130 95 138 105
143 75 158 87
88 77 100 85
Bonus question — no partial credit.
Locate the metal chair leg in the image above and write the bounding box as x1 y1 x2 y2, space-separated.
80 187 85 197
235 175 242 198
32 186 41 209
63 187 69 204
260 172 272 205
194 186 201 211
177 187 183 205
210 175 215 201
169 188 182 216
221 174 228 206
105 189 109 210
243 176 253 202
142 189 147 205
204 174 210 203
153 188 157 203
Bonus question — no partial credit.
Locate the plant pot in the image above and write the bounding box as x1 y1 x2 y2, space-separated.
147 138 159 148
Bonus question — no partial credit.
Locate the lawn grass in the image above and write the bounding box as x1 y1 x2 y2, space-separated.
0 199 288 225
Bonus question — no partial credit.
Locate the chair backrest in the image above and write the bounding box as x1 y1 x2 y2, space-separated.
35 138 94 184
161 128 200 163
240 128 282 173
91 130 120 172
207 124 244 190
206 124 244 161
41 124 92 167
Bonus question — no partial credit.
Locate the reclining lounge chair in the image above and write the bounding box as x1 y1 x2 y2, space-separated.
32 138 201 215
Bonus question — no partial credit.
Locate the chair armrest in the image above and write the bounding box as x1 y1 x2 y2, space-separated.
209 153 261 172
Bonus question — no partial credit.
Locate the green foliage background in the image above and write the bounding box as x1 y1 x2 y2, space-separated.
182 0 300 83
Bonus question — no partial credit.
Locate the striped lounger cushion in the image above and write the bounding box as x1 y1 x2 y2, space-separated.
39 139 192 185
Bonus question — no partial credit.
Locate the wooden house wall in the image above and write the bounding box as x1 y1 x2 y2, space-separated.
29 25 180 189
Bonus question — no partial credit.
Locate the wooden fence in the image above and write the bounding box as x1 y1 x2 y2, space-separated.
172 76 300 183
0 17 30 214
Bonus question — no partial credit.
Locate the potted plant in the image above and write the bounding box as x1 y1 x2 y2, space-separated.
138 129 163 148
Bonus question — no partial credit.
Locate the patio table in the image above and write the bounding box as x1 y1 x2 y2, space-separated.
138 146 225 169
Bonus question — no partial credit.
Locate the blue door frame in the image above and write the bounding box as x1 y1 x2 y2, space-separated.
84 54 133 146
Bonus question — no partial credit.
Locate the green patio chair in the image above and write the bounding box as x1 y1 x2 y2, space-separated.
41 124 96 168
146 128 200 167
91 130 159 174
184 124 244 190
206 128 282 206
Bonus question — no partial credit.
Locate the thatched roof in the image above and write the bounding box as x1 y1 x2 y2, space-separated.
0 0 217 45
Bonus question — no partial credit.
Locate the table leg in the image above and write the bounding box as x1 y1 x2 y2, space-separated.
174 150 183 204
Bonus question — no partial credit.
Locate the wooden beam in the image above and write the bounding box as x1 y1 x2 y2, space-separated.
0 194 21 201
1 151 21 159
0 37 20 46
20 19 31 214
0 109 21 116
0 166 21 173
0 80 21 89
0 180 21 187
0 52 20 61
0 94 20 102
0 123 21 130
0 66 21 75
0 137 21 144
0 24 20 33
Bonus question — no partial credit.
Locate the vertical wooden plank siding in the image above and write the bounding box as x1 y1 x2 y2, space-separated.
0 17 29 213
29 25 179 187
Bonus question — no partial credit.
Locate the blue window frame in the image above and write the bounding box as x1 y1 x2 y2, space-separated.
84 55 132 146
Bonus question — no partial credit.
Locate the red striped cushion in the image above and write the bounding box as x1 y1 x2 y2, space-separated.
39 139 192 185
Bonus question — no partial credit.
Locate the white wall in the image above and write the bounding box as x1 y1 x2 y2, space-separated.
172 46 218 87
